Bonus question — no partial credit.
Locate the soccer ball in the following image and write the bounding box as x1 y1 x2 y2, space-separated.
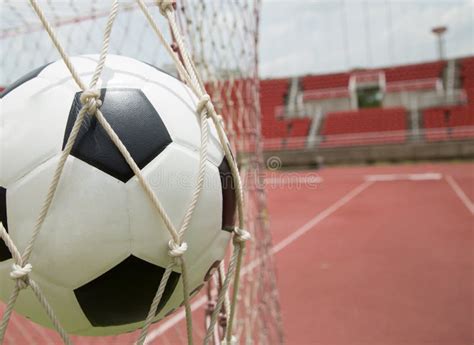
0 55 235 336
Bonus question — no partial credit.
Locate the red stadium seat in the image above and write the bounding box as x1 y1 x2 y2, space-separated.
423 106 474 141
320 108 407 147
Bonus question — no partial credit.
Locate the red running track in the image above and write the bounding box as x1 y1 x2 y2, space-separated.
268 162 473 345
1 162 472 344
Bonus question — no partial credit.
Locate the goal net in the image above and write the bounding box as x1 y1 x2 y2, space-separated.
0 1 284 344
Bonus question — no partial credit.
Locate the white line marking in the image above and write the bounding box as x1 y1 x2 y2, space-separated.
445 175 474 215
145 180 373 342
264 175 323 186
271 180 373 254
365 173 442 182
145 296 207 343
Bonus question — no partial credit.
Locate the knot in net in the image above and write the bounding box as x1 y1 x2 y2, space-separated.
79 89 102 115
157 0 176 16
196 94 214 117
233 228 251 243
10 263 32 289
168 240 188 258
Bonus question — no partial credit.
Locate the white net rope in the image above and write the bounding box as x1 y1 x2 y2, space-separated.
0 1 284 344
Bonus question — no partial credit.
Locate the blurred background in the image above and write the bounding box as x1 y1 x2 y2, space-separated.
258 0 473 161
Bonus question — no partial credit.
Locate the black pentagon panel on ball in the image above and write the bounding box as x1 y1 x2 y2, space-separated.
74 255 180 327
0 62 52 99
219 158 236 232
0 187 11 262
64 88 172 182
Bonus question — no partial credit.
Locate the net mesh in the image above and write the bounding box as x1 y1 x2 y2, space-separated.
0 1 283 344
177 3 284 343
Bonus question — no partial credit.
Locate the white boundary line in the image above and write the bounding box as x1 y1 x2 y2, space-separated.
271 180 373 254
145 180 373 343
364 172 442 182
264 175 324 186
445 175 474 215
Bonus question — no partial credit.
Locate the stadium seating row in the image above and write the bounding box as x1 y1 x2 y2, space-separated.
301 61 445 91
260 58 474 149
383 61 444 83
260 79 312 140
423 106 474 141
319 108 406 147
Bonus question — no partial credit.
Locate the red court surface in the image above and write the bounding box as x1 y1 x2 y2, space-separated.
267 162 473 345
1 162 473 344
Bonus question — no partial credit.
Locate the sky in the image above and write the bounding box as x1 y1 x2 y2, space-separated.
0 0 473 84
259 0 474 78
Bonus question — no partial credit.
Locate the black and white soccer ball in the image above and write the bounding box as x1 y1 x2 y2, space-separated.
0 55 236 335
